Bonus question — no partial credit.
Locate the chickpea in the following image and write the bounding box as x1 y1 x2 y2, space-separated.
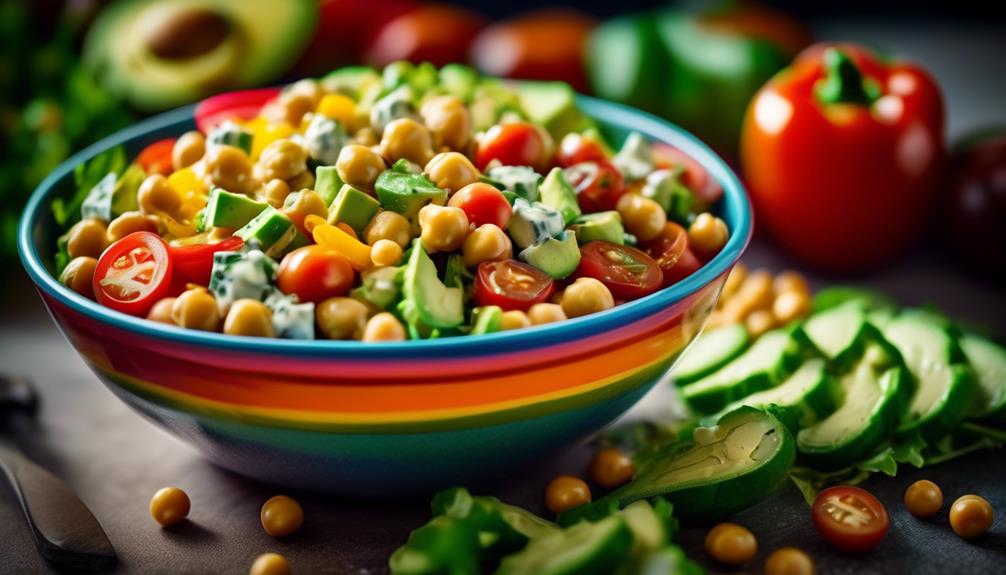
138 174 182 216
545 475 591 515
764 547 814 575
260 179 292 208
250 553 291 575
286 169 315 192
774 290 810 324
259 139 308 182
286 78 322 106
719 263 748 304
172 130 206 171
588 448 635 489
281 190 329 236
561 278 614 319
462 224 511 267
774 271 810 297
149 487 190 527
260 495 303 538
705 522 757 565
425 152 479 193
746 309 777 338
949 494 994 539
616 193 666 243
224 299 275 337
371 239 404 266
420 95 471 151
527 303 567 325
249 553 291 575
362 312 406 342
364 210 412 249
107 211 159 243
316 297 369 340
688 213 729 258
500 310 532 331
336 144 386 190
354 127 378 147
721 270 774 323
59 256 97 298
147 297 177 324
171 287 221 331
268 90 316 127
205 145 255 194
904 480 943 519
66 218 108 259
380 117 434 166
418 204 469 253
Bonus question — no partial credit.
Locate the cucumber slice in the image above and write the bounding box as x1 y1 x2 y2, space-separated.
797 343 910 469
672 324 749 386
620 500 671 557
801 302 870 370
563 407 795 523
680 329 801 414
884 312 975 440
495 515 632 575
962 334 1006 425
717 358 835 429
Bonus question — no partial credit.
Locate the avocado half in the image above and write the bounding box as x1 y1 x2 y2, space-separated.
84 0 317 111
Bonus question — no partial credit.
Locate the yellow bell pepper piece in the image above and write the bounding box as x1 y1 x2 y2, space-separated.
306 214 372 271
316 94 357 128
251 122 295 160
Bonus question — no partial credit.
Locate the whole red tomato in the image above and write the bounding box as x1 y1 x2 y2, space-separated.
278 245 355 304
741 43 945 272
476 122 552 172
448 183 511 229
471 9 597 93
365 4 486 67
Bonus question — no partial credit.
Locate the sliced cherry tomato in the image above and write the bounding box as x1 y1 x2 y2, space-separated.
93 232 174 317
556 132 608 167
137 139 177 177
576 241 663 300
169 236 244 287
195 87 281 133
365 4 486 67
476 122 551 173
652 143 722 207
448 183 512 229
277 245 355 304
473 260 554 311
564 161 625 212
642 222 701 288
812 486 890 552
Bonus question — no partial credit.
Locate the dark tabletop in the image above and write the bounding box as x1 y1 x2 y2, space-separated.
2 20 1006 575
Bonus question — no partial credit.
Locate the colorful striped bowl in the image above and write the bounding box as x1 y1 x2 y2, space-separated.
19 97 751 493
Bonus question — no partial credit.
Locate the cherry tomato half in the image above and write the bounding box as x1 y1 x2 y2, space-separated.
642 222 701 288
652 143 722 207
365 4 486 67
473 259 555 311
93 232 174 317
564 161 625 212
278 245 355 304
812 486 890 552
169 236 244 287
556 132 608 167
575 241 663 300
194 87 281 133
137 139 177 177
448 183 512 229
476 122 551 173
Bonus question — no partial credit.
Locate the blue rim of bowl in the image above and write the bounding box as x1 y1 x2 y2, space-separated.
18 96 752 359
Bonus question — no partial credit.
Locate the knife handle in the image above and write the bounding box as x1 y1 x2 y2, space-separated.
0 444 117 572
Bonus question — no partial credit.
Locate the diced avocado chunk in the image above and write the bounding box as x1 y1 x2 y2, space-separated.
539 168 581 226
641 169 693 223
399 239 464 331
612 132 653 182
509 198 565 250
303 114 346 166
569 211 624 245
485 166 543 202
519 231 580 280
351 266 402 311
471 306 503 335
205 188 268 229
234 206 302 258
264 290 315 340
328 184 380 235
516 80 592 140
206 120 253 155
376 166 448 223
315 164 346 206
438 63 479 101
208 250 277 314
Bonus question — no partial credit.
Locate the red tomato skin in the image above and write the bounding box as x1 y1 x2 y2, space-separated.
93 232 174 317
448 183 511 229
195 87 281 133
365 4 486 67
642 223 701 288
556 133 608 167
169 237 244 287
472 260 554 311
741 42 945 272
137 139 177 177
575 241 663 300
476 123 551 173
277 246 355 304
564 161 625 212
812 486 890 552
